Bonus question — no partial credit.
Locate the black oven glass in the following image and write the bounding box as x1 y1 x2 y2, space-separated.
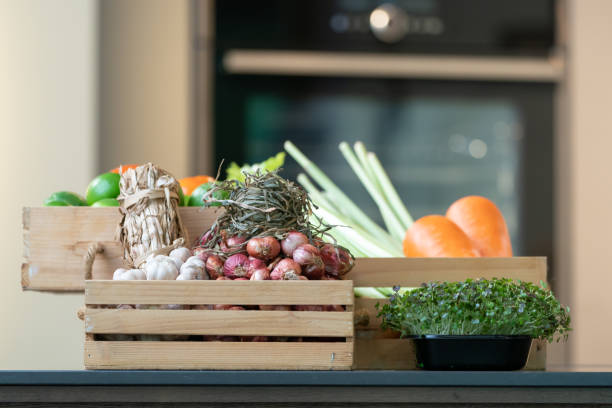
215 76 553 260
207 0 555 269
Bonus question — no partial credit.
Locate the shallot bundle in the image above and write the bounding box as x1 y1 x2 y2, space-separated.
194 171 355 282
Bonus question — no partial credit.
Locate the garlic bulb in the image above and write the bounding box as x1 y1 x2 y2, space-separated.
113 268 146 280
176 255 209 280
184 256 205 269
144 255 179 280
169 247 192 269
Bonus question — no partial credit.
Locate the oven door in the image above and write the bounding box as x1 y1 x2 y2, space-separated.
213 70 554 262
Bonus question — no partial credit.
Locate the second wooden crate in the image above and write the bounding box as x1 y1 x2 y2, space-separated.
345 257 548 370
84 280 354 370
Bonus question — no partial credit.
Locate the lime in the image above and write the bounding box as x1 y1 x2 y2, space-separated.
178 187 185 206
44 191 86 206
91 198 120 207
44 200 69 206
86 172 121 205
188 182 229 207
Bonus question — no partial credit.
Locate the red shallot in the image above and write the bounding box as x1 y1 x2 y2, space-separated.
246 236 281 260
259 305 291 311
250 268 270 281
294 305 324 312
270 259 302 280
267 256 282 271
280 231 309 257
247 257 266 278
319 244 355 277
223 254 249 278
199 229 214 247
221 235 246 253
192 247 211 263
205 255 224 279
241 336 269 342
292 244 324 280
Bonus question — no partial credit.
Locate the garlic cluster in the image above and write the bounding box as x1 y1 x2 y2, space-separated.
112 268 146 281
177 256 208 280
112 246 209 282
144 255 179 280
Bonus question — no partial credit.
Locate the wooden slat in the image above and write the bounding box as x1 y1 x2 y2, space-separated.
85 309 353 337
85 280 354 306
525 339 547 371
354 338 416 370
345 257 547 287
84 341 353 370
22 206 219 291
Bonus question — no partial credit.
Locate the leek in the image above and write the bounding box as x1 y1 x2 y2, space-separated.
366 152 414 230
285 141 400 250
338 142 406 240
354 287 387 299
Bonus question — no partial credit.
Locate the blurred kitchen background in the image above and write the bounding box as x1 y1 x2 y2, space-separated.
1 0 610 370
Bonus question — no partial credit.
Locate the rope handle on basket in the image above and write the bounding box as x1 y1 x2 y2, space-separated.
83 242 104 281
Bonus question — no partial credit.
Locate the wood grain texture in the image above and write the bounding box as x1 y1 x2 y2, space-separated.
22 206 219 291
354 337 417 370
345 257 547 287
84 341 353 370
85 308 353 337
85 280 354 306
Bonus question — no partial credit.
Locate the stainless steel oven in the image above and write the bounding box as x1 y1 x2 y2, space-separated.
193 0 561 268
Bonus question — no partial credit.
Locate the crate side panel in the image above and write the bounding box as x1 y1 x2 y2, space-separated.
22 207 219 291
354 337 417 370
84 341 353 370
354 297 386 331
85 309 354 337
85 280 354 306
346 257 547 287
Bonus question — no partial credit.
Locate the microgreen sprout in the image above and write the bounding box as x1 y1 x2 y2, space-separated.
376 278 571 342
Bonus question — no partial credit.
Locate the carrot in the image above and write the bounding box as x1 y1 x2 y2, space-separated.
445 195 512 257
402 215 480 257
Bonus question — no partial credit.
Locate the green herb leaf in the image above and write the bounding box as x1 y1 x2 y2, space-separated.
375 278 571 342
226 152 286 182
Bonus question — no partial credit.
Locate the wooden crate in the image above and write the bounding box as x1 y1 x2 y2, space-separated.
345 257 548 370
22 207 217 291
23 207 549 370
83 280 354 370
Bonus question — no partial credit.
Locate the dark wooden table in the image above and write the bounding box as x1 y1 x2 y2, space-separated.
2 370 612 407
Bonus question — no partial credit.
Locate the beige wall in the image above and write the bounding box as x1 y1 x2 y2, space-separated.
99 0 191 178
565 0 612 369
0 0 97 368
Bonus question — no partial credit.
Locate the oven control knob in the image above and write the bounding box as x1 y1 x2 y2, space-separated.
369 3 407 43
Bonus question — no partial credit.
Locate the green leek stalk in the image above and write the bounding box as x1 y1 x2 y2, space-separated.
366 151 414 230
285 141 401 251
338 142 406 240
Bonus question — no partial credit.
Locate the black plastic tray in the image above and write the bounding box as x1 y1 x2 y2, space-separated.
411 335 532 371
